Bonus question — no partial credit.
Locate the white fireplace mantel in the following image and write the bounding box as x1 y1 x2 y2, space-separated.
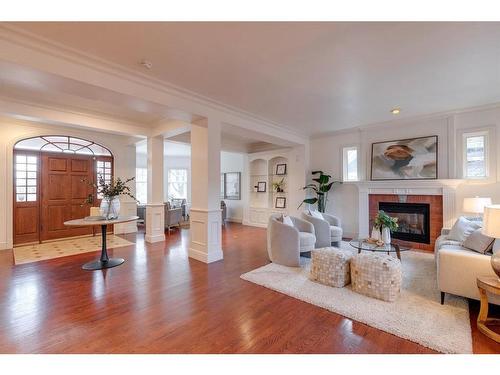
353 179 465 238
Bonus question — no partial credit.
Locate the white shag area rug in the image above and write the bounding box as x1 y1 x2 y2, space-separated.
241 242 472 354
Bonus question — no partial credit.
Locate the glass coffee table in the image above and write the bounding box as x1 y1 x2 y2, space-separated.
349 239 408 260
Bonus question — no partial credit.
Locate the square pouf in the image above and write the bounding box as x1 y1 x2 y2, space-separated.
309 247 354 287
351 253 402 302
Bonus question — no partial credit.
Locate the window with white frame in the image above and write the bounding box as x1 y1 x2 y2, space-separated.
342 146 359 181
136 168 148 204
96 160 112 199
463 131 488 179
167 168 188 200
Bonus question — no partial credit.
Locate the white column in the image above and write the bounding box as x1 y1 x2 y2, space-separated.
145 135 165 243
189 118 223 263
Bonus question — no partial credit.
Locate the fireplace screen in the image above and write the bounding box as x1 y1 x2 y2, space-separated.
378 202 430 244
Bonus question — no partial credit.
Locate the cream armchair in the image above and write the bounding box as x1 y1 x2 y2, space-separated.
267 214 316 267
302 211 343 248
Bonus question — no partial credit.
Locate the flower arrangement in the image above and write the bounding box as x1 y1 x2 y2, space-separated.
374 210 399 232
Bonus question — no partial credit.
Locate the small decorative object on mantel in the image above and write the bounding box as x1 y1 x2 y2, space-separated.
276 163 287 175
371 135 438 181
272 177 285 193
482 205 500 279
82 176 137 220
275 197 286 209
299 170 341 213
374 210 399 244
256 181 267 192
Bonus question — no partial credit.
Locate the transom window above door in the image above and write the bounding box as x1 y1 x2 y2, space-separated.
14 135 112 156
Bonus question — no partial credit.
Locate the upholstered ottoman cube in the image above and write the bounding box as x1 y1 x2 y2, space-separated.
351 253 402 302
309 247 354 287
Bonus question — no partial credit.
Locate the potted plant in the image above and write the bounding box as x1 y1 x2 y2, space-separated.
374 210 399 244
299 171 341 213
83 176 137 220
272 177 285 193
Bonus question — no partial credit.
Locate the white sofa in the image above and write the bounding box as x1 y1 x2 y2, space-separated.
435 227 500 305
267 214 316 267
301 211 343 248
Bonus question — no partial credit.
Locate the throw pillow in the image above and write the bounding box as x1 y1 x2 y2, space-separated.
309 210 323 220
463 229 495 254
492 239 500 254
282 215 294 227
448 216 481 243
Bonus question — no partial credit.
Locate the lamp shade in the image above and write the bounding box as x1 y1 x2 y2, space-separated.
482 205 500 238
463 197 492 214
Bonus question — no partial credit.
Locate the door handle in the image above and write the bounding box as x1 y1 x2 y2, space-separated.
87 194 94 205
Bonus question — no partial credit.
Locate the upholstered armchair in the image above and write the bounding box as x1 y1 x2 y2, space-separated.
267 214 316 267
165 202 183 231
302 211 343 248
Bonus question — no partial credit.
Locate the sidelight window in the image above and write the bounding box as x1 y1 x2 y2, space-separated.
96 160 113 199
15 154 37 202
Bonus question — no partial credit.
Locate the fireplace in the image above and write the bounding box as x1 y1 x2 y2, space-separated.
378 202 430 244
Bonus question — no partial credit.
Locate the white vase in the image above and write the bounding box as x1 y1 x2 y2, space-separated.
371 226 381 241
100 196 120 220
381 227 391 244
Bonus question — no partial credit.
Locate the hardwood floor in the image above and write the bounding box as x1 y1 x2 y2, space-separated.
0 223 498 353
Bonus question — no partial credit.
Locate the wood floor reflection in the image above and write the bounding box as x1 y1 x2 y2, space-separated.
0 223 498 353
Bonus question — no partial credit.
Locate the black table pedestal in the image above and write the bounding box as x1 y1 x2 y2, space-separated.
82 224 125 271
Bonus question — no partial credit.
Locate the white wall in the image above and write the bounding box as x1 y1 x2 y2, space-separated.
310 106 500 237
221 151 247 222
0 117 137 250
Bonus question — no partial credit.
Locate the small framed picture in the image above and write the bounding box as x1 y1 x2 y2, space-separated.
276 163 287 175
256 181 267 192
275 197 286 209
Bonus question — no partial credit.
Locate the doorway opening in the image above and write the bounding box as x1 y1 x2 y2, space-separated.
13 136 114 245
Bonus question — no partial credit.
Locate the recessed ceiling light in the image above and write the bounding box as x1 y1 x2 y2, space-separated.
390 108 401 115
140 60 153 70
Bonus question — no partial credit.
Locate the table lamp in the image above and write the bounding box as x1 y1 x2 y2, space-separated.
463 197 492 219
482 205 500 279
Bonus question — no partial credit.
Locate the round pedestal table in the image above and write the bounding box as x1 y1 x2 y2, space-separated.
64 216 139 270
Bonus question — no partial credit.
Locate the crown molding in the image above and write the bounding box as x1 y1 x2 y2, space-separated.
0 24 308 141
311 100 500 139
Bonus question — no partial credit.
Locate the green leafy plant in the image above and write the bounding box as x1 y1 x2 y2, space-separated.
82 176 137 204
272 177 285 193
374 210 399 232
299 171 341 212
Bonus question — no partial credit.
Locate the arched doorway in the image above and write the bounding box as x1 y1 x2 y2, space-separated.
13 136 114 245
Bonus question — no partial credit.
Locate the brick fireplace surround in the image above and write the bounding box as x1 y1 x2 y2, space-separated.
369 194 443 252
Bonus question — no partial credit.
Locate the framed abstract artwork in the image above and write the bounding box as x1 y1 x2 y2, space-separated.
370 135 438 180
224 172 241 200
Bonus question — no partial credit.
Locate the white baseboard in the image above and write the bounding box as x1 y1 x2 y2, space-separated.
145 233 166 243
225 217 242 223
188 247 224 263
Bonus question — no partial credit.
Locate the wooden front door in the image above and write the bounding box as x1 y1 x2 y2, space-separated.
40 153 95 241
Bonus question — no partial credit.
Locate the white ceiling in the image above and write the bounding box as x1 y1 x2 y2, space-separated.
7 22 500 135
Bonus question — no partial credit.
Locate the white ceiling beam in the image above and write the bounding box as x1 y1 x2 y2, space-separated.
0 97 148 137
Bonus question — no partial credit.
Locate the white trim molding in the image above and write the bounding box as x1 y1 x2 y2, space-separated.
189 208 223 263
